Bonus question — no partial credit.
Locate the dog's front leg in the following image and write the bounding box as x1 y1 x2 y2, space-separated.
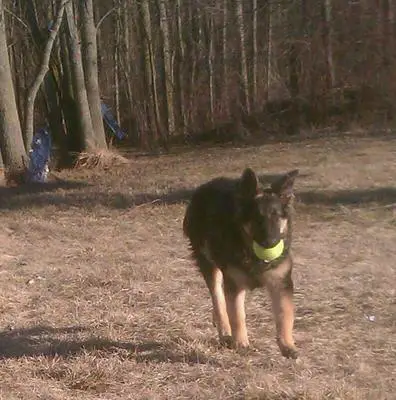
207 267 232 345
224 278 249 348
266 275 298 359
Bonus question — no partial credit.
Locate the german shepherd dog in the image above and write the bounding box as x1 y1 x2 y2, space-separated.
183 168 299 359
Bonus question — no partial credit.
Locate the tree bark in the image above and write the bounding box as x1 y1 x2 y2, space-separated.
322 0 336 88
222 0 228 115
236 0 250 114
208 13 215 124
60 24 81 154
0 0 27 180
79 0 107 149
159 0 176 136
287 2 301 135
122 0 140 145
23 0 68 151
266 0 273 101
140 0 162 147
252 0 258 109
176 0 186 135
114 0 121 124
189 6 199 126
379 0 392 67
65 0 96 151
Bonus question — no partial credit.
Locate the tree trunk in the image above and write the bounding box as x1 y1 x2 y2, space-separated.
287 3 301 135
266 0 273 101
176 0 186 135
252 0 258 109
140 0 161 147
114 0 121 124
208 13 215 124
79 0 107 149
122 0 140 146
159 0 176 136
59 24 81 154
235 0 250 114
379 0 391 67
222 0 228 115
65 1 96 152
322 0 336 88
189 5 199 126
23 0 67 151
190 8 205 124
0 0 27 181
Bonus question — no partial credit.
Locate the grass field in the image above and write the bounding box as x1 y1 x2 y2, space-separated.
0 131 395 399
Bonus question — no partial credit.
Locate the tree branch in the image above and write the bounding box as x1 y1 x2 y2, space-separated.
22 0 70 150
96 7 117 32
4 8 30 32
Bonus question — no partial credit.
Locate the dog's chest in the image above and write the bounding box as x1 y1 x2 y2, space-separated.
225 256 292 290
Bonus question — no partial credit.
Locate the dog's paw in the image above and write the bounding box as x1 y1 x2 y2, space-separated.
235 344 258 356
277 337 298 359
219 335 233 348
233 338 250 350
279 344 298 359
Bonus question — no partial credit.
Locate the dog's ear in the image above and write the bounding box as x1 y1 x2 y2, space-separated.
239 168 258 198
271 169 299 204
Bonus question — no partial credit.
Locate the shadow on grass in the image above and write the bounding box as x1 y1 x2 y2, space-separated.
0 173 395 211
0 179 90 210
0 173 299 210
0 325 218 365
297 187 396 207
0 179 90 195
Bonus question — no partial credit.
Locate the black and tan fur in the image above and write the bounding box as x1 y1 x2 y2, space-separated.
183 168 299 359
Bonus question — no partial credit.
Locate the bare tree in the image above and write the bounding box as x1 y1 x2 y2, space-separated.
176 0 186 134
79 0 107 149
0 0 27 181
266 0 273 101
222 0 229 114
4 0 396 153
23 0 68 151
208 12 215 123
252 0 258 109
140 0 162 145
65 0 96 151
379 0 392 68
235 0 250 113
113 0 121 124
120 0 139 143
159 0 176 136
322 0 336 88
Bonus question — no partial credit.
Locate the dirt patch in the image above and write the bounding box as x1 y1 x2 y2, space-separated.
0 132 395 399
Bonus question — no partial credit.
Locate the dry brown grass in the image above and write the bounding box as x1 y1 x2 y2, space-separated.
74 150 129 170
0 131 395 399
3 167 27 187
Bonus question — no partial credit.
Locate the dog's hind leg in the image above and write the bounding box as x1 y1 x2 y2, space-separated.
224 277 249 348
266 275 298 359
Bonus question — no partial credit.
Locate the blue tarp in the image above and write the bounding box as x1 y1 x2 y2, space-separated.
101 102 126 140
26 104 124 183
27 127 51 183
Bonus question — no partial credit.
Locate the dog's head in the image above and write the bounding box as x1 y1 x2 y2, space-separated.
238 168 299 258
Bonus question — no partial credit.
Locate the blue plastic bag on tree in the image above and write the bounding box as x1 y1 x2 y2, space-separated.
101 102 126 140
27 127 52 183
